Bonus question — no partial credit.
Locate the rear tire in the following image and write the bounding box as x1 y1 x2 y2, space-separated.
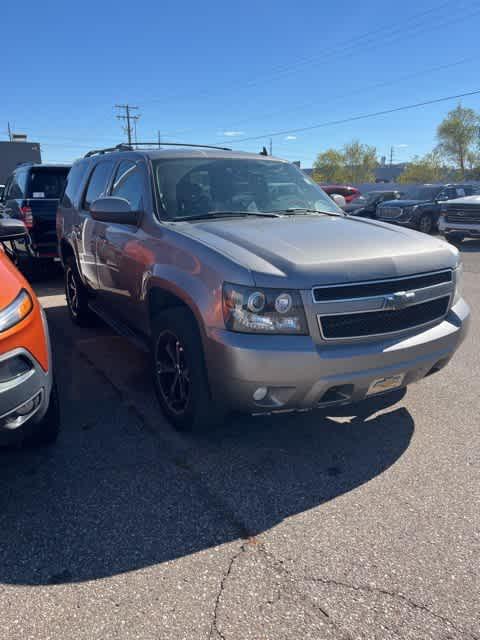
22 382 60 448
65 257 96 327
151 307 223 432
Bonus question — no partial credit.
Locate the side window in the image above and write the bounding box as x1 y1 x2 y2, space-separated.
62 162 89 208
110 160 144 210
455 187 466 198
83 161 113 211
9 173 24 198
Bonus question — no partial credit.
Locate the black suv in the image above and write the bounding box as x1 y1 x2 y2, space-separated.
345 190 403 218
376 184 479 234
0 163 70 272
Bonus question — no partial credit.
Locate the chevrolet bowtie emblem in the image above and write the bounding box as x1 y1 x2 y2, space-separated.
384 291 416 311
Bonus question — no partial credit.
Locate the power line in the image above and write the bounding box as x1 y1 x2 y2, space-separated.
220 89 480 145
141 0 472 108
212 56 477 134
115 104 140 146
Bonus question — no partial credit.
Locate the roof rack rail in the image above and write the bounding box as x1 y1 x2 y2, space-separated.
84 142 232 158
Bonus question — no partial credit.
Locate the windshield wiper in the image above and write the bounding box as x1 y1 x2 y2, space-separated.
269 208 345 217
174 210 282 221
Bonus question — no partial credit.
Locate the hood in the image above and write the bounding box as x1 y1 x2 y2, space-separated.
379 199 428 208
176 215 458 288
443 195 480 206
0 249 24 309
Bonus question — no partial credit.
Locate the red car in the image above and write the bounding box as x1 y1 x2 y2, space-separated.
321 185 361 204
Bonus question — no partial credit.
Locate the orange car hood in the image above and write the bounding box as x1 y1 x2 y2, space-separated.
0 248 24 306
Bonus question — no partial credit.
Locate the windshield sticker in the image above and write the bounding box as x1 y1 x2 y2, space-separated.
33 192 45 198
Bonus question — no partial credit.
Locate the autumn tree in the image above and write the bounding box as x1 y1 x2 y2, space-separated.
313 140 378 183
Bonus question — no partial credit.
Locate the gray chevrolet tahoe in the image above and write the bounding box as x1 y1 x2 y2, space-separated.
57 144 470 431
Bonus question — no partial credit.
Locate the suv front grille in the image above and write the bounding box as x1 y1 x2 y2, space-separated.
320 296 450 339
313 271 451 302
378 206 402 219
445 204 480 224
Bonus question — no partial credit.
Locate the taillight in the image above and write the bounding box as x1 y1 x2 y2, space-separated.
20 206 33 228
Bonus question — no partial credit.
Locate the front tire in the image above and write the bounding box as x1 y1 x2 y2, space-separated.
418 213 434 234
22 382 60 448
151 308 223 432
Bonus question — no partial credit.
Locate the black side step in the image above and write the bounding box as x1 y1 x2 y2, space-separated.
88 301 150 353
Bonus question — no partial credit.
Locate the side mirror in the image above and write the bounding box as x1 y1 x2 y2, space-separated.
331 193 346 209
0 218 27 241
90 196 139 225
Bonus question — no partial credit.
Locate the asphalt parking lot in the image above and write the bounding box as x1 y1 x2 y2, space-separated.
0 241 479 640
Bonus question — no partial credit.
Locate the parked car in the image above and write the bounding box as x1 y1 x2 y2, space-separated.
0 162 70 273
57 144 469 432
345 190 403 218
321 185 361 204
376 184 479 234
438 194 480 244
0 218 59 446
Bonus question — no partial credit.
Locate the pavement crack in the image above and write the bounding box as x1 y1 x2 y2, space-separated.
208 544 247 640
304 575 479 639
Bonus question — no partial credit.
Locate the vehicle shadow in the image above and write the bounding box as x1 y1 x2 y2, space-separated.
458 239 480 253
0 295 415 586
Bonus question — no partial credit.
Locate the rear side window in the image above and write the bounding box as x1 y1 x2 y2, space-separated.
61 162 89 208
83 162 113 211
110 160 144 210
8 172 28 198
27 168 69 199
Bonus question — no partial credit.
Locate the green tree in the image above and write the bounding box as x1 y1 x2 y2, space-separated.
397 151 446 183
436 104 479 178
312 140 378 183
342 140 378 183
312 149 346 183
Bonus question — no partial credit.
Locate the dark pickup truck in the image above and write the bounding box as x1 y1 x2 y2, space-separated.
1 163 70 273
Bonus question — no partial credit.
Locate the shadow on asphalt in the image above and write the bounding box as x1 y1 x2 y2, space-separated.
458 239 480 253
0 280 415 586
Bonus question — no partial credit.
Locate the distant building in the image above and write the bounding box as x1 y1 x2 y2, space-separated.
303 163 408 184
0 140 42 183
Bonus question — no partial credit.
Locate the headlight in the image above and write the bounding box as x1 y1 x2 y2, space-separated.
223 283 308 334
453 263 463 304
0 290 33 333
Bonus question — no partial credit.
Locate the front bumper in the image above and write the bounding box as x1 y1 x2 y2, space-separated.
205 299 470 414
439 218 480 238
0 310 53 441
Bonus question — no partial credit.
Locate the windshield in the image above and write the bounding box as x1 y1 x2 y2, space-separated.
27 168 70 199
406 186 441 201
153 158 341 220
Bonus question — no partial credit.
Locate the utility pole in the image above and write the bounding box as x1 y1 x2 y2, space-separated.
389 146 394 167
269 138 273 156
7 121 12 141
115 104 140 146
157 130 161 149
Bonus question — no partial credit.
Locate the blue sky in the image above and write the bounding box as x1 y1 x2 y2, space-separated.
2 0 480 167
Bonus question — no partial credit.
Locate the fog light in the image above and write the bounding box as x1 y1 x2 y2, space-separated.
1 391 43 430
253 387 268 401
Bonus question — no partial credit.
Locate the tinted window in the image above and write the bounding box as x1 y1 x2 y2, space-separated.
61 162 89 208
407 186 442 201
83 162 113 211
111 161 144 210
154 158 339 219
27 167 69 198
9 172 27 198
